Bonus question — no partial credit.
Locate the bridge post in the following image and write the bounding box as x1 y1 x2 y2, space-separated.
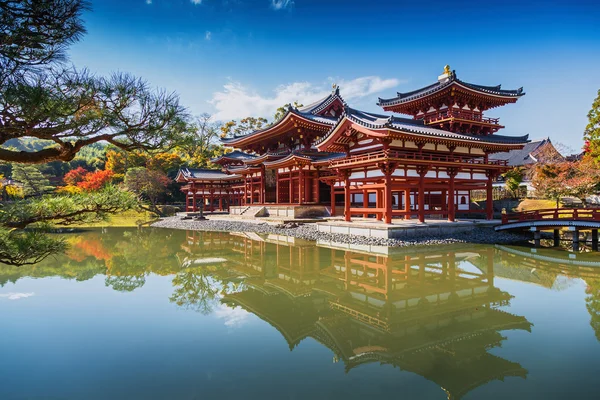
571 228 580 252
553 229 561 247
533 229 541 248
592 229 599 251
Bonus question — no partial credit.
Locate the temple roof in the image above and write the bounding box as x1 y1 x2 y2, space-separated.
488 138 563 166
175 168 242 182
210 150 257 164
316 107 530 151
220 88 344 147
377 69 525 108
262 150 345 168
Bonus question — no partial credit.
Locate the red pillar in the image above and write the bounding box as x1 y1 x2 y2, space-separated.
210 190 214 212
250 174 254 204
186 191 190 212
486 172 494 220
315 169 320 204
275 169 280 204
219 196 223 211
192 190 197 212
418 169 426 223
298 166 304 205
330 182 336 216
260 165 265 204
289 168 293 204
363 189 368 218
376 189 383 221
448 169 457 222
404 189 411 220
384 168 393 224
344 174 351 222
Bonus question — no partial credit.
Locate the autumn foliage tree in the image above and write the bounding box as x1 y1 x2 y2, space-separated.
532 159 600 207
124 167 171 215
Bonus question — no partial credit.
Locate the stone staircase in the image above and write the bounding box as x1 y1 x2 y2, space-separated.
239 206 268 218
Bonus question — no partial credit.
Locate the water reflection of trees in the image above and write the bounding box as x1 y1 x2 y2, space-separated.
4 228 600 388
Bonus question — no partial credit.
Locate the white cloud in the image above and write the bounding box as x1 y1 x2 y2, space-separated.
146 0 152 4
0 292 35 300
191 0 202 4
271 0 294 10
210 76 400 121
205 31 212 41
214 304 250 328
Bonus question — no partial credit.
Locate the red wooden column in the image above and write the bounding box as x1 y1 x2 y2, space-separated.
362 189 368 218
288 168 293 204
218 196 223 211
330 182 336 216
417 166 428 223
192 190 197 212
447 168 458 222
250 174 254 204
185 190 190 212
382 163 395 224
260 165 266 204
404 189 411 220
375 189 383 221
344 172 351 222
314 168 320 204
298 165 304 205
486 171 495 220
275 169 280 204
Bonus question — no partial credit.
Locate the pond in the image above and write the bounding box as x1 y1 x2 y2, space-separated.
2 228 600 399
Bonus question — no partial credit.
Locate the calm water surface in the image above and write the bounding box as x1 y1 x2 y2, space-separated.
2 228 600 399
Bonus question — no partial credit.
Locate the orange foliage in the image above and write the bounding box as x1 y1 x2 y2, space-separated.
77 170 114 191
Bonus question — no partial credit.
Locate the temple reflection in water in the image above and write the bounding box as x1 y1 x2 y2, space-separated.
179 230 533 400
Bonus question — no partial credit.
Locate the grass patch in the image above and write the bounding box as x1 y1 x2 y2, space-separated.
58 210 158 228
516 199 558 212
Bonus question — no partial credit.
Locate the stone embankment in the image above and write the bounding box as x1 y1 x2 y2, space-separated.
151 217 529 247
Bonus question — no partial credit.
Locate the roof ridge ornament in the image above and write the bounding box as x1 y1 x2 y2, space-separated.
438 64 453 83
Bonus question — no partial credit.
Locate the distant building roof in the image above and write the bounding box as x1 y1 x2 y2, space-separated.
488 138 563 166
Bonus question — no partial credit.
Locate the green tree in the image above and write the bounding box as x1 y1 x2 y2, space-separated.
0 1 187 266
273 101 303 122
584 89 600 160
0 1 187 165
10 164 53 196
220 117 268 138
503 167 524 198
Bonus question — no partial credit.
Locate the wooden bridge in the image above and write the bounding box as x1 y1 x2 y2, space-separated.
495 208 600 251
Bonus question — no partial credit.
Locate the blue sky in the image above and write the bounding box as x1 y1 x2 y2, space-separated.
69 0 600 151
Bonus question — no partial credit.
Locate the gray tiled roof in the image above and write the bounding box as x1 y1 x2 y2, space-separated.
488 139 558 166
220 90 342 144
210 150 257 163
316 107 530 146
179 168 241 180
378 71 524 107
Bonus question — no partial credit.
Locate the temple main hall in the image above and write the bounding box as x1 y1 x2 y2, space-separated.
177 66 528 223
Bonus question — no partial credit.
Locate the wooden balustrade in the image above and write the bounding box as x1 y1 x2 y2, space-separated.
330 149 508 168
426 111 500 125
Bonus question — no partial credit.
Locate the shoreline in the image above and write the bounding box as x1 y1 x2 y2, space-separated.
151 216 530 247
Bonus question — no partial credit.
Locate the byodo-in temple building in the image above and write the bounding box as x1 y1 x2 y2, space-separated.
177 66 528 222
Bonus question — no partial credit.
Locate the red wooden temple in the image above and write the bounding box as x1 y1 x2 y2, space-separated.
177 66 527 222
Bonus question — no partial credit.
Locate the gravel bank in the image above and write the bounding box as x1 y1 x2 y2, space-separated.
151 217 529 247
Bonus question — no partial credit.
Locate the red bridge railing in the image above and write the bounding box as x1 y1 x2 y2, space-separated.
501 208 600 224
